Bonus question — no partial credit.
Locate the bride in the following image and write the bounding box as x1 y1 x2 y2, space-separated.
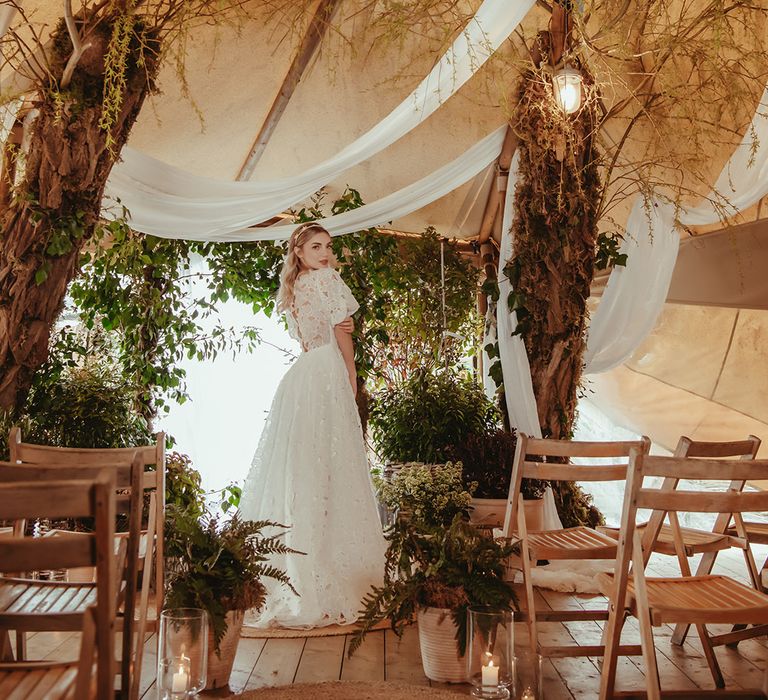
239 221 386 628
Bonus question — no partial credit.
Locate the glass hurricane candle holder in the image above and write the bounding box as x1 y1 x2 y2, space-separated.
466 607 515 699
158 608 208 698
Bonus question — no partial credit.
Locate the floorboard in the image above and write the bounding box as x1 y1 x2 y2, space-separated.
25 546 766 697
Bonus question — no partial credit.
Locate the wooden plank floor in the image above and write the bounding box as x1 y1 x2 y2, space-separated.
22 545 768 698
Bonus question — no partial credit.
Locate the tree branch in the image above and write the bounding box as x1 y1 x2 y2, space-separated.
60 0 93 88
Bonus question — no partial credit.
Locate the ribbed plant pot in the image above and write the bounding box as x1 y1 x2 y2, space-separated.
206 610 245 689
470 497 545 531
523 497 544 532
416 607 466 683
469 498 507 528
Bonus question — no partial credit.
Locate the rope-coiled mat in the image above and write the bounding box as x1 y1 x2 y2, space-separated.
235 681 464 699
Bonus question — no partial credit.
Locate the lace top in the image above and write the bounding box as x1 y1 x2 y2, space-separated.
286 268 359 351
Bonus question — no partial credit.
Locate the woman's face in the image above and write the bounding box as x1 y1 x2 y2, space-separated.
296 230 333 271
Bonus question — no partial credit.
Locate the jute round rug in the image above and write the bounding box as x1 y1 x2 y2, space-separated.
241 618 391 639
235 681 464 699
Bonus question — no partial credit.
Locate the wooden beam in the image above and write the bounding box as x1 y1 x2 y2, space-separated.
478 125 519 243
236 0 342 181
549 2 567 66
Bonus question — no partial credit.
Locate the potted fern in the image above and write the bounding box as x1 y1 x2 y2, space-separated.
352 463 517 683
164 504 299 689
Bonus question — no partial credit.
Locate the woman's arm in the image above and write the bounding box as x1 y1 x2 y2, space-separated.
334 317 357 397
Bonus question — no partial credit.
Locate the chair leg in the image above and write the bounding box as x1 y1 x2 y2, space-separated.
131 532 156 700
0 631 13 661
14 631 25 661
598 609 626 700
520 544 539 658
696 623 725 689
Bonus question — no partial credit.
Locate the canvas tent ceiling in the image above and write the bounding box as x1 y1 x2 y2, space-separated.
8 1 768 453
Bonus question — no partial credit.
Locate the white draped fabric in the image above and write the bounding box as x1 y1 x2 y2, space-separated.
162 126 507 241
582 199 679 373
681 84 768 226
103 0 535 238
497 154 540 436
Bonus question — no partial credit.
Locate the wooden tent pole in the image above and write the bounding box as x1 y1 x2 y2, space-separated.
237 0 342 181
478 125 519 242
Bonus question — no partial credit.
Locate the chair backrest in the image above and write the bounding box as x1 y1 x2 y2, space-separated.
610 452 768 609
642 435 763 560
502 434 651 536
8 427 165 494
8 428 167 603
675 435 761 459
0 473 117 698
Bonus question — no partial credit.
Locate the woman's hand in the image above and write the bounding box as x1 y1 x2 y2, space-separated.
336 316 354 334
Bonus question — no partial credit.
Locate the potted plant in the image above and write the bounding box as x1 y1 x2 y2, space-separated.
370 366 499 466
353 462 517 682
164 504 298 689
373 461 476 527
350 513 516 682
445 430 548 530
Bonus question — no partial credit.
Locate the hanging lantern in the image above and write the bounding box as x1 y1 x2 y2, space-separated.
552 66 583 114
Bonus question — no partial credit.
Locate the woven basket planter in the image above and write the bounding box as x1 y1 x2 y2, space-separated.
206 610 245 689
416 607 466 683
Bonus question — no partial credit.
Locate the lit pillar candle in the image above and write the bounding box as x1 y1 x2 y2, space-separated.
171 664 189 693
481 659 499 689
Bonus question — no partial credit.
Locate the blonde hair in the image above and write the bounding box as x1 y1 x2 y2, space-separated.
276 222 331 313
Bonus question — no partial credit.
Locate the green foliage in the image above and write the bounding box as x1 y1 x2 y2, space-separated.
165 507 300 652
370 366 499 464
349 514 517 658
595 231 628 271
69 215 269 420
374 462 476 528
444 430 547 501
165 452 205 517
19 324 152 450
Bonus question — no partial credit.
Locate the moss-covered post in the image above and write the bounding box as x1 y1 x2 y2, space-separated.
510 20 603 527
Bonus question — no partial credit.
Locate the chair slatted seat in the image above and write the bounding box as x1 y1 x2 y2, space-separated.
0 475 117 700
599 452 768 699
0 662 82 699
499 434 651 660
526 526 619 560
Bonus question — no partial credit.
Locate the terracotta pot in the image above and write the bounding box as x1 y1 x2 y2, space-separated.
416 607 466 683
205 610 244 689
522 497 545 532
469 498 507 528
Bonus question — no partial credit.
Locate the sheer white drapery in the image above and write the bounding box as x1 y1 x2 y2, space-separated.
582 199 678 373
166 125 507 241
496 154 540 436
103 0 536 239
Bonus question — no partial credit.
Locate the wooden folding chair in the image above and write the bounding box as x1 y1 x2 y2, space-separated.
8 428 166 700
500 433 651 659
0 474 118 699
598 451 768 699
599 436 763 647
0 458 142 699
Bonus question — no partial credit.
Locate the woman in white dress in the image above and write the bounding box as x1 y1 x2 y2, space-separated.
239 222 386 628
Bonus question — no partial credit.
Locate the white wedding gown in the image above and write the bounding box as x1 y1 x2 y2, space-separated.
239 267 386 628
